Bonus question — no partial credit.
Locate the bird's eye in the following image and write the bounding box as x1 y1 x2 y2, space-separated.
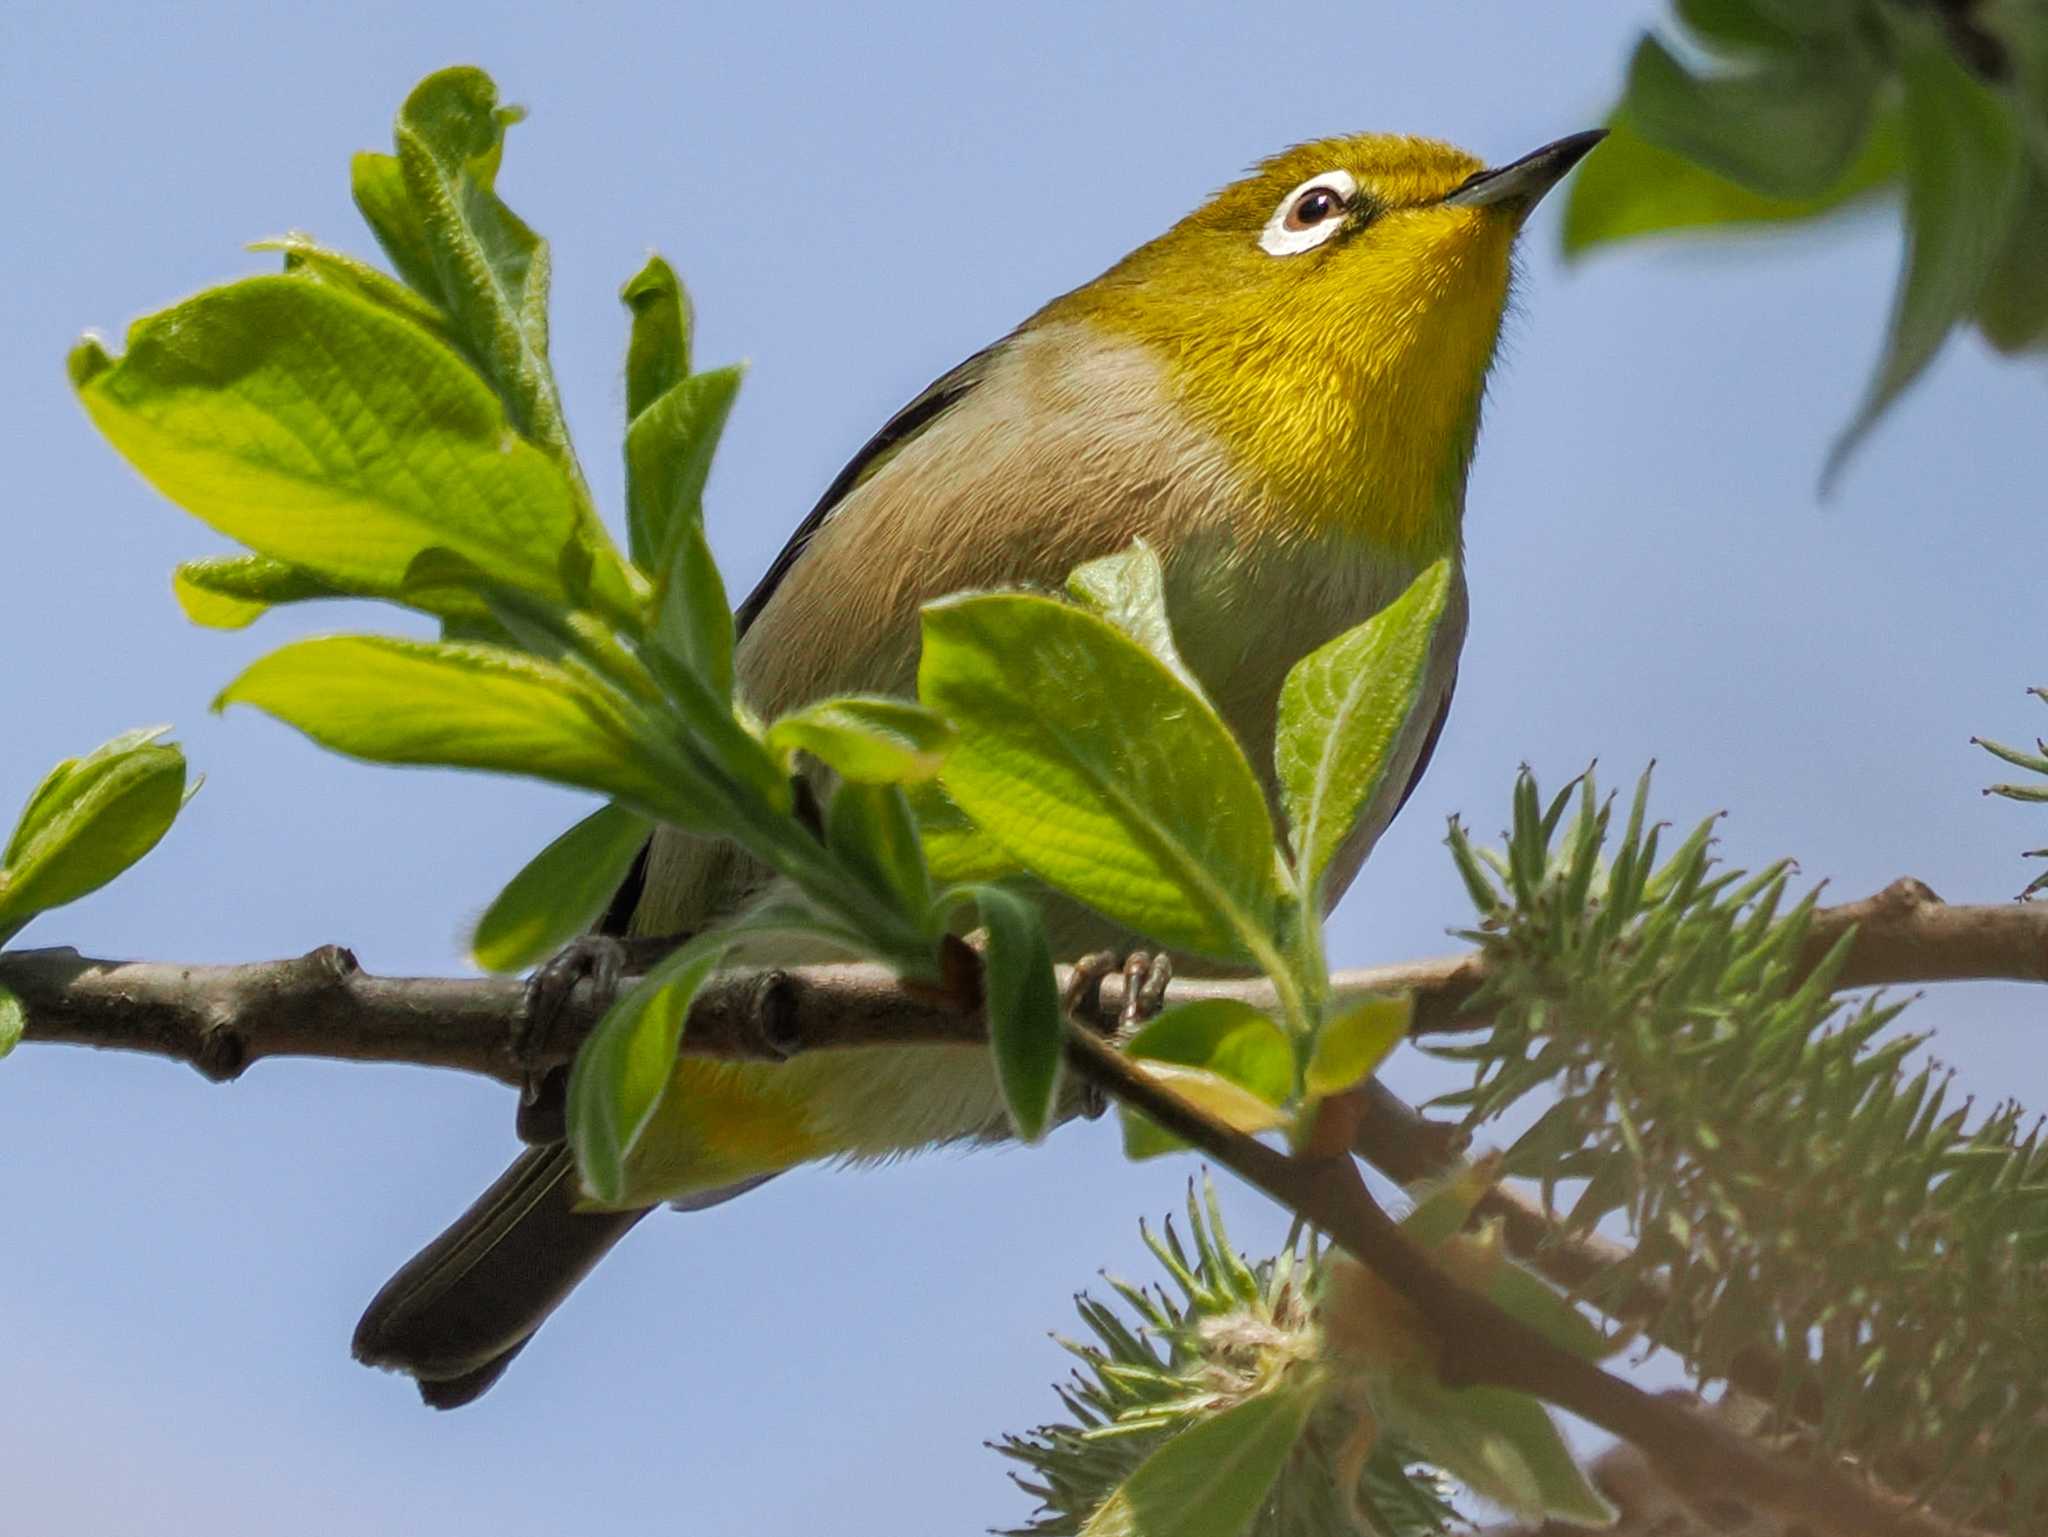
1284 186 1344 230
1260 170 1360 256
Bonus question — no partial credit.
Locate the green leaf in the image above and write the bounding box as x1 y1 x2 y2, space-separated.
1374 1378 1615 1525
1977 158 2048 353
1676 0 1863 52
0 728 189 930
826 781 933 925
1125 1000 1294 1104
471 802 652 973
1563 108 1901 256
1483 1258 1614 1362
627 363 743 700
172 555 345 630
976 884 1063 1142
215 635 730 834
620 254 692 428
920 594 1285 963
1078 1374 1323 1537
1977 733 2048 778
1826 30 2025 485
72 276 641 624
627 364 743 577
1304 993 1411 1097
1622 32 1878 201
1120 1060 1290 1161
351 150 446 306
567 933 726 1205
1276 559 1452 904
391 67 571 461
1120 999 1294 1161
1397 1160 1496 1248
0 984 22 1059
254 232 462 352
909 781 1022 886
1066 541 1205 700
1674 0 1804 55
767 696 954 784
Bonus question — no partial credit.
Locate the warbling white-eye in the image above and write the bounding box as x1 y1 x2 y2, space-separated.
354 126 1604 1405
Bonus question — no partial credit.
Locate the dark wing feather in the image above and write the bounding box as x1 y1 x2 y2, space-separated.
732 345 998 633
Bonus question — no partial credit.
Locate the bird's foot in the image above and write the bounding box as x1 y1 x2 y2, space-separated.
1063 949 1173 1120
1117 949 1173 1032
1064 949 1174 1032
512 932 695 1143
513 935 630 1143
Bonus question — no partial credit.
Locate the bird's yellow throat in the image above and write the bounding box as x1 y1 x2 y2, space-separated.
1042 135 1518 564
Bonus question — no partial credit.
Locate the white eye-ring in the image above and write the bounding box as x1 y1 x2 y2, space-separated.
1259 169 1358 256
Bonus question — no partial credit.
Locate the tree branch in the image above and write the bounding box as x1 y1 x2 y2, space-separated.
6 880 2039 1083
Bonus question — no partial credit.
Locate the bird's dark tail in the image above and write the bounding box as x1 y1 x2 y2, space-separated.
352 1143 649 1409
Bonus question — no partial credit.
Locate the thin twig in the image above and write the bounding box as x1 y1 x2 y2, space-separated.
1062 1028 1989 1537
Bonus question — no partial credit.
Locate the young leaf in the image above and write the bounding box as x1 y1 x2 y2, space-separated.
253 232 462 352
1483 1256 1614 1362
0 728 188 931
1675 0 1806 55
1397 1158 1498 1248
567 934 727 1205
391 67 571 461
350 151 446 306
1622 32 1879 201
975 884 1063 1142
920 594 1285 963
1563 109 1901 256
0 984 23 1058
215 635 726 833
1304 993 1411 1097
172 555 346 630
909 782 1022 886
71 277 641 624
827 782 933 924
1374 1377 1615 1526
1065 541 1205 700
1125 1000 1294 1106
1976 158 2048 354
626 362 743 697
1119 1000 1294 1161
471 802 653 974
1120 1060 1290 1161
1825 30 2024 485
652 520 737 700
620 256 692 452
767 696 954 784
627 365 743 576
1276 559 1452 903
1078 1373 1324 1537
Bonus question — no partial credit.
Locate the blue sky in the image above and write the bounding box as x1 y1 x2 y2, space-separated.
3 2 2042 1532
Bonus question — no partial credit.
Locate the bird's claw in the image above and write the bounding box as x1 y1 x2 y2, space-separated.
1120 950 1172 1031
1063 949 1172 1121
1061 950 1121 1027
513 935 630 1144
1061 949 1173 1032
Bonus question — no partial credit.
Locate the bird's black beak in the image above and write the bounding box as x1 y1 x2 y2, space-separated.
1443 129 1606 214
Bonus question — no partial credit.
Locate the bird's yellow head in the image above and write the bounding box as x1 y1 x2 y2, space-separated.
1041 131 1602 561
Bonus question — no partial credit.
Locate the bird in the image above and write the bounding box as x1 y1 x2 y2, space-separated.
352 126 1604 1406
